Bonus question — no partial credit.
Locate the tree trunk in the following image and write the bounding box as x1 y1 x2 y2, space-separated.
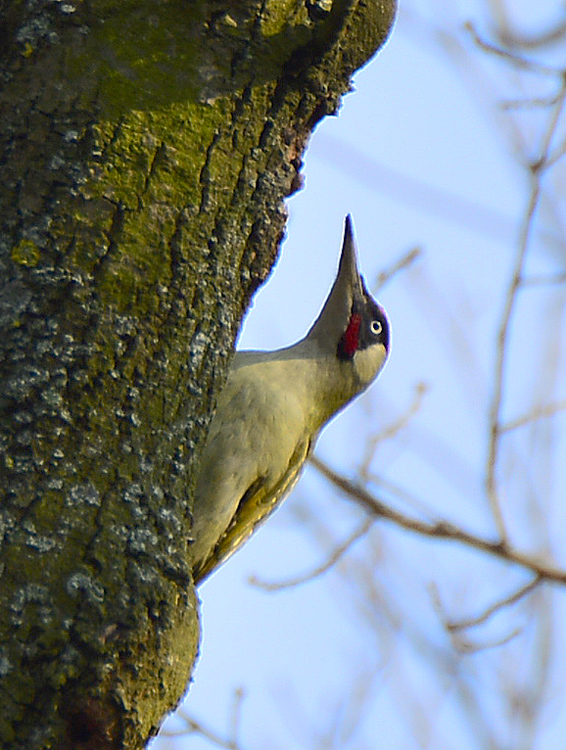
0 1 395 747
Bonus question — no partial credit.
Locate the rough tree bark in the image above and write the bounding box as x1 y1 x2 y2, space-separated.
0 1 395 748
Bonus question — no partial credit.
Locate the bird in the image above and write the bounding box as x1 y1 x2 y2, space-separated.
190 215 390 584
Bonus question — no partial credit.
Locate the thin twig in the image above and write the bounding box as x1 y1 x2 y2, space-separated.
164 688 246 749
453 628 522 654
228 688 245 748
521 272 566 286
485 180 539 539
466 22 563 77
495 18 566 51
359 382 428 478
161 714 241 750
546 137 566 168
485 78 566 539
375 246 422 291
248 518 373 591
362 471 443 521
446 576 541 631
501 401 566 433
501 94 564 110
312 457 566 586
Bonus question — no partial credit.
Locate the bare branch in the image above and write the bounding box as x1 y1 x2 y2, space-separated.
312 456 566 586
485 75 566 539
522 272 566 286
453 628 522 654
501 94 565 110
249 518 373 591
486 181 539 539
501 401 566 433
362 472 443 521
229 688 246 749
360 382 428 478
161 715 241 749
374 246 422 291
165 691 247 750
446 576 541 631
465 22 563 77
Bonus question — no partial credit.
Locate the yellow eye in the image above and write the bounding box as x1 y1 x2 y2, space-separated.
370 320 382 335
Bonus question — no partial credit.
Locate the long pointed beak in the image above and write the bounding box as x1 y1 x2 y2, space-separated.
304 215 365 348
338 215 364 298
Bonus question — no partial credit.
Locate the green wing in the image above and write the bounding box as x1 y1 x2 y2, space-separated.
193 436 313 584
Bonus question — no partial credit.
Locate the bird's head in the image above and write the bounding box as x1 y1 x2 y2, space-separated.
306 215 390 392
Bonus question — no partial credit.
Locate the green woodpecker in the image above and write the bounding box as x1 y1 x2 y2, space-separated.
191 216 390 583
